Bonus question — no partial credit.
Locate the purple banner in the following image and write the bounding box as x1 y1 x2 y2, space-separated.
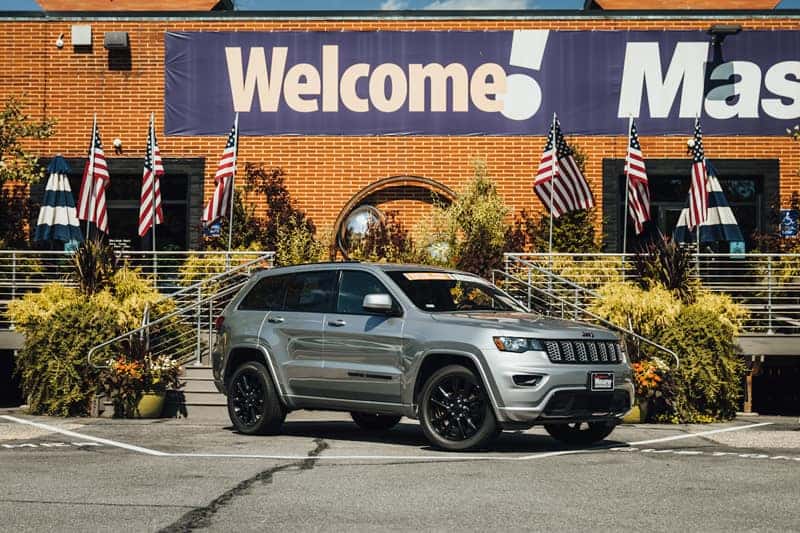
164 30 800 136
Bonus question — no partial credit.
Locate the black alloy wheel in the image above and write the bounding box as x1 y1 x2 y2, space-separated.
350 412 402 431
420 364 498 451
227 361 286 435
544 421 617 446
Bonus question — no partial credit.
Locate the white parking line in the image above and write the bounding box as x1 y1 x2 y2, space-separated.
0 415 169 457
0 416 778 462
627 422 773 446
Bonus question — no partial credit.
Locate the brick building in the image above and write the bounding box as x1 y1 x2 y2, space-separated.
1 3 799 253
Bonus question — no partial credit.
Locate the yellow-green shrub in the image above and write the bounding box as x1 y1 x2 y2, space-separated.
6 268 178 416
589 282 680 338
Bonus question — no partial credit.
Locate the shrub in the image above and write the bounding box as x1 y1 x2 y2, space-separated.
0 96 55 188
634 238 698 303
417 160 511 277
201 191 270 251
275 214 327 266
589 282 680 345
71 239 119 295
656 303 746 422
0 184 36 248
6 269 178 416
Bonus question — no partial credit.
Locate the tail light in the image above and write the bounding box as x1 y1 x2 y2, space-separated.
214 315 225 331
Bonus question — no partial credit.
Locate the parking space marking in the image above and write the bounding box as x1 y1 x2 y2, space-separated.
2 441 103 450
610 446 800 463
627 422 773 446
0 415 168 456
1 416 785 463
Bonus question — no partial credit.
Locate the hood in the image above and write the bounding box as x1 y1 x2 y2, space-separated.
429 311 618 340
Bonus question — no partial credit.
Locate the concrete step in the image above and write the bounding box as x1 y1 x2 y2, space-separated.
182 378 220 394
182 364 214 379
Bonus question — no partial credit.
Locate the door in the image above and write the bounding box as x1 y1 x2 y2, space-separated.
262 270 336 399
322 270 405 404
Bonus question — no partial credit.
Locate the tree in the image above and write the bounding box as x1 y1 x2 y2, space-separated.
0 96 54 187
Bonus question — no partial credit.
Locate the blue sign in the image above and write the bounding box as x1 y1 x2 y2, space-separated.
780 209 799 237
204 220 222 237
165 30 800 136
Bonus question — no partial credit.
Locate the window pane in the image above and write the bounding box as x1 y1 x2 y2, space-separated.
337 271 391 315
284 271 337 313
239 276 286 311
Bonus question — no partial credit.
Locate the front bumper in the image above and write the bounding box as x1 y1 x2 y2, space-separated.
481 348 635 425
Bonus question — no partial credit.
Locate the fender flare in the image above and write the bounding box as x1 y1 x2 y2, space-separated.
225 342 287 404
413 349 504 423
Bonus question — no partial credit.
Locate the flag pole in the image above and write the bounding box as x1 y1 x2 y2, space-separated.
547 112 557 315
622 117 632 273
226 113 239 269
86 114 97 242
150 113 158 284
548 112 557 258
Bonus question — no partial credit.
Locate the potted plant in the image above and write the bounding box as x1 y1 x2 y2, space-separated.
99 352 181 418
627 357 674 423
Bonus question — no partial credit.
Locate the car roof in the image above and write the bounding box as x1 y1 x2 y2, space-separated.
254 261 480 278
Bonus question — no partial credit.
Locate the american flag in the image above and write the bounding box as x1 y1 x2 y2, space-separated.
624 118 651 235
687 117 708 230
534 116 594 217
138 115 165 237
202 115 239 225
77 116 110 233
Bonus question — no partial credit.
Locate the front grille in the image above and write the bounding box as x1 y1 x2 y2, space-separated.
543 340 622 364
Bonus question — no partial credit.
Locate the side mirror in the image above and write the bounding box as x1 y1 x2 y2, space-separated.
362 293 393 313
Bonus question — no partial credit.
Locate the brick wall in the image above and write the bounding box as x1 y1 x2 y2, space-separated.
2 15 799 247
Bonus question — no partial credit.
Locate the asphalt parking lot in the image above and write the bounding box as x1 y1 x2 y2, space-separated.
1 409 799 533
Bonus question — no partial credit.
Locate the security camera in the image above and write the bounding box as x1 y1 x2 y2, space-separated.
55 33 64 49
113 138 122 148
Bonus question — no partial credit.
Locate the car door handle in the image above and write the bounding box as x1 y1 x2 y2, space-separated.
328 319 347 327
267 316 285 324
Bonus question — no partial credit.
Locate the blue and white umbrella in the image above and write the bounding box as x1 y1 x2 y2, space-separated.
673 161 744 244
33 156 84 245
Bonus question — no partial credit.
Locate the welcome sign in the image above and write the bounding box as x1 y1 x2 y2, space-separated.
164 30 800 136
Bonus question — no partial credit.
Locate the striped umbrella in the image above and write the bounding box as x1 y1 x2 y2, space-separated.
34 156 84 245
673 161 744 244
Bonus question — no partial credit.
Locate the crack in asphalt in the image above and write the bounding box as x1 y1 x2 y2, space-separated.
158 438 329 533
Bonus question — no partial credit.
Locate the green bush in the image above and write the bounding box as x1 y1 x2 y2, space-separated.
6 269 177 416
347 211 428 264
416 160 511 277
275 214 328 267
656 303 746 422
590 280 748 422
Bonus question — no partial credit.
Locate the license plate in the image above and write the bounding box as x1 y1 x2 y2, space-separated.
590 372 614 391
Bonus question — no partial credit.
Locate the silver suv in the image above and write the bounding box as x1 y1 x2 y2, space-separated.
212 263 633 451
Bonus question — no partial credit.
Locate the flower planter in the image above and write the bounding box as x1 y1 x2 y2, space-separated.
135 391 166 418
623 400 649 424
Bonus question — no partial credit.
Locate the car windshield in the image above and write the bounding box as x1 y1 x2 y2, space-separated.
387 271 525 313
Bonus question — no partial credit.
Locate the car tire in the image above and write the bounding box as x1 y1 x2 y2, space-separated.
419 364 498 451
544 421 617 446
350 412 402 431
227 361 286 435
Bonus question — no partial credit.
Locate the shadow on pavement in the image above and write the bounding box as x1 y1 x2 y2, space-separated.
223 420 628 454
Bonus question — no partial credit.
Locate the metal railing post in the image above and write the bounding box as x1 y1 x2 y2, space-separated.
208 295 214 357
195 285 203 365
527 269 532 311
573 286 579 320
11 251 17 303
767 256 773 335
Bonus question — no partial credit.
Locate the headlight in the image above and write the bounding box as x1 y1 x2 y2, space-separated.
493 337 544 353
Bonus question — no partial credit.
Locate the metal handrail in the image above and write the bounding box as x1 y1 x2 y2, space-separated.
492 268 680 368
87 281 247 369
504 252 800 335
0 250 275 330
83 251 275 369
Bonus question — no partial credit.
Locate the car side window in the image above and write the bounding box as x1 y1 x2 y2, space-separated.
283 271 337 313
238 275 287 311
337 270 394 315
